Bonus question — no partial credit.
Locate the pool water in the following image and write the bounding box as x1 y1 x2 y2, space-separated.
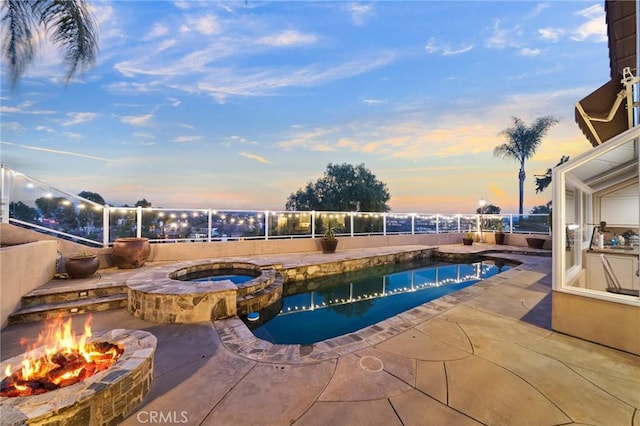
184 271 256 285
245 259 509 345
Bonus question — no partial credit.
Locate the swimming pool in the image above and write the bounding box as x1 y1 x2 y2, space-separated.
244 259 509 345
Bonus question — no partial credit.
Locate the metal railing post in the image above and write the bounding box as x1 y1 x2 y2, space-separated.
0 165 11 224
509 214 514 233
136 206 142 238
411 214 415 235
435 215 440 234
383 213 387 236
103 206 110 247
264 211 269 240
350 212 354 237
207 209 213 242
311 210 315 238
457 215 461 233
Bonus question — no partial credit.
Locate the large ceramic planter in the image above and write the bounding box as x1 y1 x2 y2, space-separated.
462 238 474 246
112 237 150 269
495 232 505 245
65 255 99 278
320 239 338 253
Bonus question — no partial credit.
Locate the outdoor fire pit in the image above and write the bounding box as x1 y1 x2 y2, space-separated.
0 317 156 425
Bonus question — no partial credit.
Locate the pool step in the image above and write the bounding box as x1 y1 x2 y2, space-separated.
8 294 128 325
236 273 284 316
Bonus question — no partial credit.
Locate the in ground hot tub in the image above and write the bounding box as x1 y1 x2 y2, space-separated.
126 261 281 323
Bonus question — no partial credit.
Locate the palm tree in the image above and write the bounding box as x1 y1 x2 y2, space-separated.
494 116 558 215
2 0 98 86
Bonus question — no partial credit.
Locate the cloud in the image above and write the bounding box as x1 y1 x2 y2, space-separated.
257 30 318 47
239 152 270 164
345 3 374 26
538 27 563 42
488 182 507 199
1 141 110 161
121 114 154 127
361 98 385 105
146 23 169 39
183 15 221 35
63 112 98 126
426 38 473 56
195 51 396 102
571 5 606 42
526 2 551 19
133 132 156 139
173 135 202 143
61 132 83 140
424 37 438 54
275 86 588 163
442 45 473 56
0 105 54 115
519 48 541 57
485 20 512 48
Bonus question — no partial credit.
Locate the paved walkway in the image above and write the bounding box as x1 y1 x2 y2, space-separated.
1 245 639 425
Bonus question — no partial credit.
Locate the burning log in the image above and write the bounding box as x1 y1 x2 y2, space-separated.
1 316 124 398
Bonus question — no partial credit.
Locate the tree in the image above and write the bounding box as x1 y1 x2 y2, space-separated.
78 191 105 205
286 163 390 212
494 116 558 215
530 202 551 214
1 0 98 86
77 191 105 237
135 199 152 208
535 155 569 194
10 201 38 222
475 204 501 214
35 196 77 231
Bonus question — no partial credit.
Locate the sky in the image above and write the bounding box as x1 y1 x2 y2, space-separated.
1 0 611 214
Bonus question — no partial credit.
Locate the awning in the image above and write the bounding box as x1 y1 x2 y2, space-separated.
575 77 629 147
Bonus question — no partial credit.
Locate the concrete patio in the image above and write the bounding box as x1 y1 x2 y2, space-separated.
1 244 639 425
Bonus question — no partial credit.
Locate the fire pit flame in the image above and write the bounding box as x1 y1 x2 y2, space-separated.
1 316 123 398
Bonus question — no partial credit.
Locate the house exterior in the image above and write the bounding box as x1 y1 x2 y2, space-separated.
551 0 639 355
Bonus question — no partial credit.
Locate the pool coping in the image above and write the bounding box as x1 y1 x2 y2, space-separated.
213 254 524 364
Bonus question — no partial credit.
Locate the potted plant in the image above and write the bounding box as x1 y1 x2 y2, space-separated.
111 237 151 269
65 251 100 278
462 232 474 246
495 221 505 245
320 226 338 253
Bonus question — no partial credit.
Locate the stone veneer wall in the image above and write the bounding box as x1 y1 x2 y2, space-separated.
0 329 156 425
279 248 436 282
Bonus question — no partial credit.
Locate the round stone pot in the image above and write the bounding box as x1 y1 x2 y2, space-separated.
112 237 150 269
65 255 100 278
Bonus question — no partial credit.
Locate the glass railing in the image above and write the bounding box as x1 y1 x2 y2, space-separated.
1 165 551 247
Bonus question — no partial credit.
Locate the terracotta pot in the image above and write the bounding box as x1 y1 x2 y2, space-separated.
112 237 150 269
495 232 506 245
320 239 338 253
65 255 99 278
